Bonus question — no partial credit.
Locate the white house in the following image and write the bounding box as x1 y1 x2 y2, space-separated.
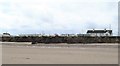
2 33 11 37
87 29 112 37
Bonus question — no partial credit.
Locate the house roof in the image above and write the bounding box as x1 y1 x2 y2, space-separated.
3 33 10 35
87 30 112 34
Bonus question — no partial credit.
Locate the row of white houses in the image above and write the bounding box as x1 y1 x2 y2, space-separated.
1 29 113 37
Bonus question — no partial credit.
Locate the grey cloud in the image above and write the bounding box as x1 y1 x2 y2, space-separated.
85 22 98 29
0 1 118 36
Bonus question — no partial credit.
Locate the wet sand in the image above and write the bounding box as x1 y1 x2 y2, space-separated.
2 42 118 64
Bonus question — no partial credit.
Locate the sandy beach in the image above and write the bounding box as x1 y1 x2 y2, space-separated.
2 42 118 64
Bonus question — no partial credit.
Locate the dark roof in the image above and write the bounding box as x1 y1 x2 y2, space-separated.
87 30 112 34
3 33 10 35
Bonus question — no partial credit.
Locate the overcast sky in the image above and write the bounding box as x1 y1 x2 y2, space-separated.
0 0 119 35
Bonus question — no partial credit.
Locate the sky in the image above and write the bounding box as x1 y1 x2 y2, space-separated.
0 0 119 35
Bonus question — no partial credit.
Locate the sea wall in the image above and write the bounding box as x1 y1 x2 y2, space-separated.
1 36 120 43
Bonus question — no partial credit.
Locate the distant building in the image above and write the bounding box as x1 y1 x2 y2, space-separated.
19 34 42 37
87 29 112 37
61 34 77 37
77 34 90 36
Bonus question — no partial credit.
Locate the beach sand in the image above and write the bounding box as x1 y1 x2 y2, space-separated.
2 42 118 64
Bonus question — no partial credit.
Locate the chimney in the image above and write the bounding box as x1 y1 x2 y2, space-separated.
104 28 106 31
